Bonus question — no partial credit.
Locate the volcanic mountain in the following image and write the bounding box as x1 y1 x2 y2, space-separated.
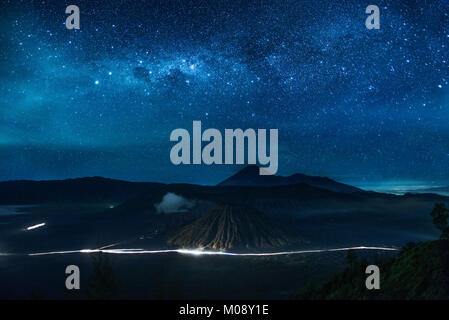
167 204 288 250
218 165 361 193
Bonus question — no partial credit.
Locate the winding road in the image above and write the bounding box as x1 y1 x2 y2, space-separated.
27 246 398 257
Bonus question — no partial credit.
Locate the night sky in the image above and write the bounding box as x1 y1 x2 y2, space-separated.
0 0 448 190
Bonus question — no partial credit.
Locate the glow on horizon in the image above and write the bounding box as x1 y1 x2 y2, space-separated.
348 179 449 195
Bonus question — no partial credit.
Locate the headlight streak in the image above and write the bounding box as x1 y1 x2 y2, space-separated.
26 223 46 231
97 242 125 250
27 246 398 257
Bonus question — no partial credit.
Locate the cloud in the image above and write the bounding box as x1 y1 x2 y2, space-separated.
154 192 195 214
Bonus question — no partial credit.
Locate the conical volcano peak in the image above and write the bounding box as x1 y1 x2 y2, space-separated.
168 203 288 250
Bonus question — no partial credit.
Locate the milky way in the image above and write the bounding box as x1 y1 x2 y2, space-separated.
0 0 448 188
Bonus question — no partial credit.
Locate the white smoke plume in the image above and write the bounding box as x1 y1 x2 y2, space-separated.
154 192 195 214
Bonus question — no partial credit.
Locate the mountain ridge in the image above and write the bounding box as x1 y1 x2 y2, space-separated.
218 165 361 193
0 177 163 204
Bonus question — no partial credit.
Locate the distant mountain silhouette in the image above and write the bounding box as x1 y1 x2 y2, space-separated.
218 165 361 193
410 186 449 197
0 177 162 204
167 204 288 250
0 172 361 207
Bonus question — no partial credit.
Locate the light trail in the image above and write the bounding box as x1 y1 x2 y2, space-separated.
26 223 46 231
28 246 398 257
97 242 122 250
0 253 12 256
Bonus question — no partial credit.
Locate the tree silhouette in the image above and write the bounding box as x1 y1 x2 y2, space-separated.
430 203 449 239
86 252 119 299
346 249 357 266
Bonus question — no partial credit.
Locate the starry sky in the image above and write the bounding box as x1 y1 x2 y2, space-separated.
0 0 448 189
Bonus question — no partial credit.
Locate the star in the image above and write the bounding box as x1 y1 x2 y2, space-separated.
0 0 447 186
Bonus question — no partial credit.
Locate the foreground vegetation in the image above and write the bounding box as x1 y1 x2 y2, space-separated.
295 203 449 300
